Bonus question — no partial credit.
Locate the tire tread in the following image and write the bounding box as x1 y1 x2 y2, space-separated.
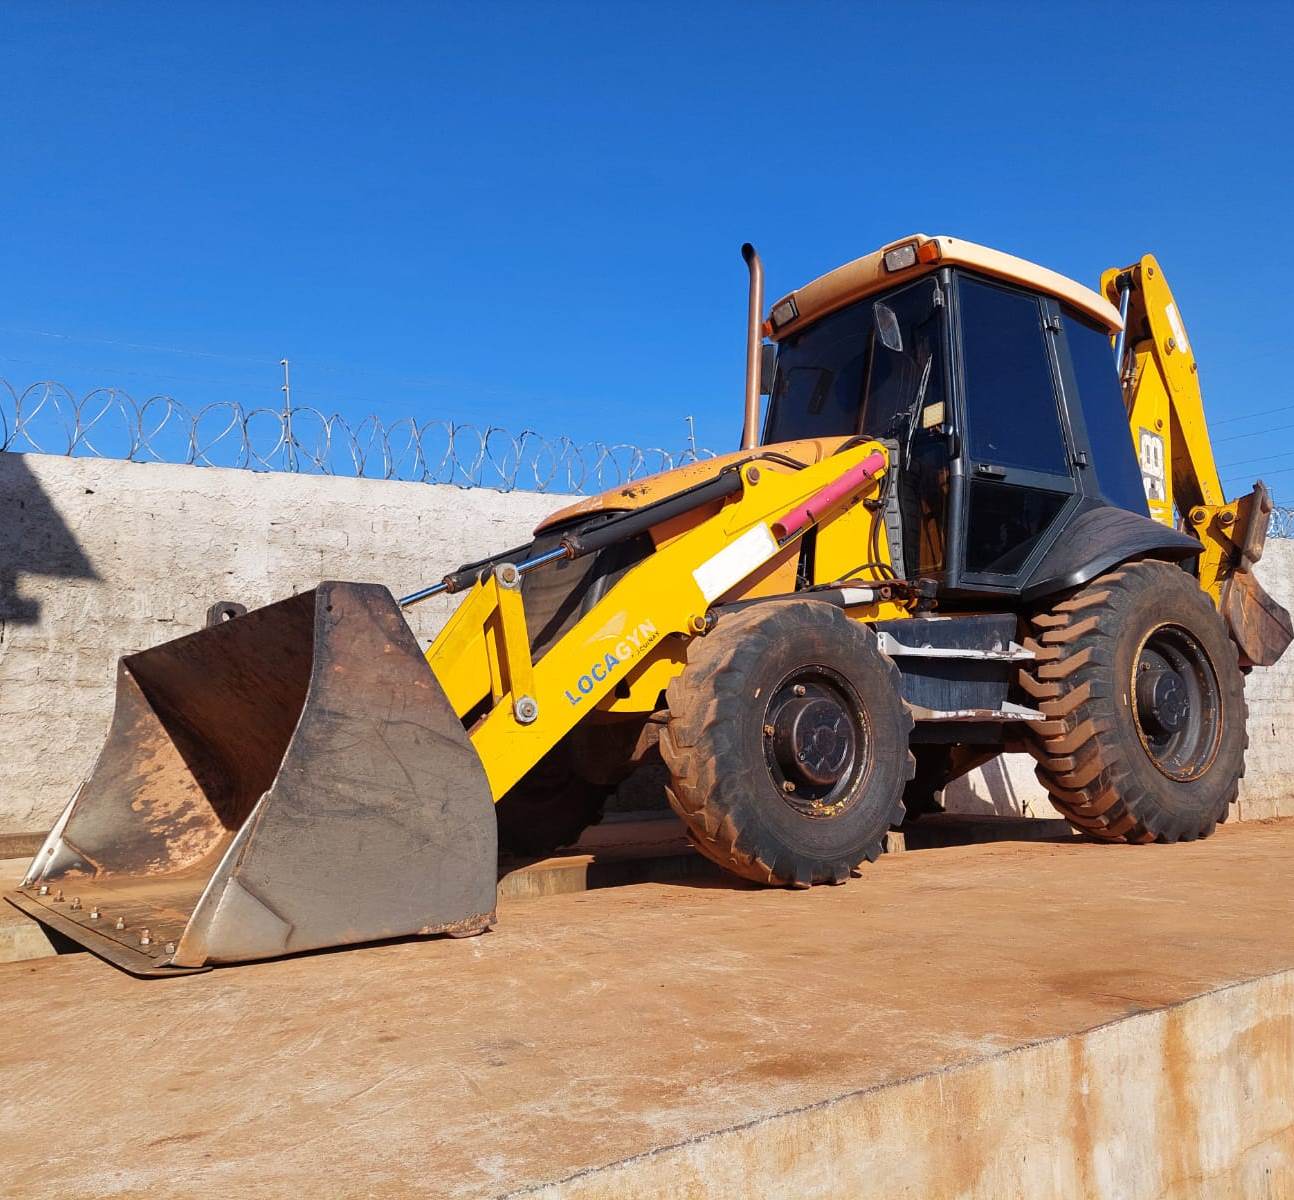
1025 560 1247 843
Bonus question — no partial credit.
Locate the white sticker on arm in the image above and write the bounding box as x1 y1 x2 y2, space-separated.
1165 303 1190 354
692 524 779 603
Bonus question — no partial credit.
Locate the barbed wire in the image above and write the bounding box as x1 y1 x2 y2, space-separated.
0 380 714 494
2 379 1291 537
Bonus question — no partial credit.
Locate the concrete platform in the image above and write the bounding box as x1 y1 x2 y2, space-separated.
4 820 1294 1198
0 813 1073 965
0 819 718 966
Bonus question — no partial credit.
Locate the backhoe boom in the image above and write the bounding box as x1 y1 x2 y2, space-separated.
1102 255 1292 666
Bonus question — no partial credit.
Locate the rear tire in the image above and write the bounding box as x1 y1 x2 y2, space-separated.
660 600 914 887
1023 559 1247 842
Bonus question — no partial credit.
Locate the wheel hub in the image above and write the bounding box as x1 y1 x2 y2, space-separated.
1136 667 1189 735
762 666 869 818
1131 623 1223 782
772 696 856 787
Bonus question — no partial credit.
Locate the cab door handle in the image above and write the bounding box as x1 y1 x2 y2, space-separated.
975 463 1006 478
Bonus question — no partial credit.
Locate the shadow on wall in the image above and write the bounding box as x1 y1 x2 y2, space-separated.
0 452 98 626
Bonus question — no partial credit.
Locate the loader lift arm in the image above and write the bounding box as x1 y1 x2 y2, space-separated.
1102 255 1292 667
425 443 894 802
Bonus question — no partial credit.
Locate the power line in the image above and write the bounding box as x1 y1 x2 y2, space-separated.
0 325 276 367
1217 450 1294 471
1212 402 1294 426
0 353 277 392
1214 422 1294 445
0 323 591 407
0 333 610 419
1222 464 1294 482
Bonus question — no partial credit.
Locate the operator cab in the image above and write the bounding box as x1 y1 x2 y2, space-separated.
761 235 1149 599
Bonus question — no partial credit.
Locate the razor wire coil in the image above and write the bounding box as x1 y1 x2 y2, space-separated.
0 380 714 495
3 379 1292 535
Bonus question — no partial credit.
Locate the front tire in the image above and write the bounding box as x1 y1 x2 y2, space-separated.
1023 559 1247 842
660 600 914 887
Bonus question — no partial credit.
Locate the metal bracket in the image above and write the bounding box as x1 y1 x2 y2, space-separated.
206 601 248 628
492 572 536 711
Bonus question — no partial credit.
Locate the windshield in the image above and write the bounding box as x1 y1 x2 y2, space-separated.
763 277 945 446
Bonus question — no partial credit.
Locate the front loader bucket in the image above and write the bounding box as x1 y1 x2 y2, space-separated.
6 582 497 975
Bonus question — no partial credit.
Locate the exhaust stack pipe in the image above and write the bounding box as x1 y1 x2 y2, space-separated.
740 242 764 450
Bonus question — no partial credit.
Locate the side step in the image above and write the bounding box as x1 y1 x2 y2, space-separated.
873 615 1043 735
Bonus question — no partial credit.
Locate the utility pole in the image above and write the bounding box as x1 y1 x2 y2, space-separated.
280 358 296 471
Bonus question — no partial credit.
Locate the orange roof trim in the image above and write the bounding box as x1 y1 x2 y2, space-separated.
768 234 1123 340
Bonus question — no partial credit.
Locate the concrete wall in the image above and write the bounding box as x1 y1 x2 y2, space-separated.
534 966 1294 1200
0 452 568 834
2 450 1292 835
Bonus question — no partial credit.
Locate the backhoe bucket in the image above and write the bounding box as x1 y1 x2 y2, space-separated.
6 582 497 975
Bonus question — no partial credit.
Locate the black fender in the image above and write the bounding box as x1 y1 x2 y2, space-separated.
1021 504 1201 604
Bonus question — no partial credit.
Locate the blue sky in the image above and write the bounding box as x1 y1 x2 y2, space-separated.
2 2 1291 495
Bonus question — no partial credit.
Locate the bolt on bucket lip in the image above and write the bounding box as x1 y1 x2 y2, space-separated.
6 888 206 976
7 580 498 976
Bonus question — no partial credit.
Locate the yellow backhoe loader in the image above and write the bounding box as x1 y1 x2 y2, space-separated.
10 234 1291 975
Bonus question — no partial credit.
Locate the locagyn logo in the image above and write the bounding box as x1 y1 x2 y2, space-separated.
564 620 660 706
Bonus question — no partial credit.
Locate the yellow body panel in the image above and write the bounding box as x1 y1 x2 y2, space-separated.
425 443 898 801
598 638 688 715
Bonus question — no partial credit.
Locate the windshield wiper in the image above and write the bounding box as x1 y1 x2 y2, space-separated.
883 353 933 468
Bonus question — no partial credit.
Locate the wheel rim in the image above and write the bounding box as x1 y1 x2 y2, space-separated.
1130 623 1222 782
762 665 870 818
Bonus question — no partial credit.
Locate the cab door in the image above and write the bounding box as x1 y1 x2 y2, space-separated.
950 272 1078 589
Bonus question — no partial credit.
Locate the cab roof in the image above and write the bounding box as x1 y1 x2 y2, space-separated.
767 234 1123 341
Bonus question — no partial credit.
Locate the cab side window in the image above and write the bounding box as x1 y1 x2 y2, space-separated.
960 278 1069 476
958 275 1074 578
